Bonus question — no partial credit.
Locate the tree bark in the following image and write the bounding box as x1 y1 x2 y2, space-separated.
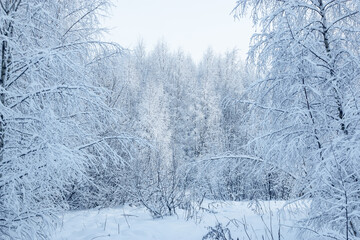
318 0 348 135
0 39 7 167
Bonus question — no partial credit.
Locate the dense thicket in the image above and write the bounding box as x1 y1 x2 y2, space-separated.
76 41 298 216
69 43 261 214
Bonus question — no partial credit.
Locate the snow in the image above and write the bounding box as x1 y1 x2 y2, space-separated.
53 201 305 240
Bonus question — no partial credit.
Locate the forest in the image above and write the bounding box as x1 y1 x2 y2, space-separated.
1 0 360 239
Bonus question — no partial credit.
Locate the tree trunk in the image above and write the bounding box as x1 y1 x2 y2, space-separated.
318 0 348 135
0 39 6 167
0 0 14 174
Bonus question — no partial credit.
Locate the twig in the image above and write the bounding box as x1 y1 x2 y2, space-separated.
123 208 131 228
103 215 107 231
90 234 110 240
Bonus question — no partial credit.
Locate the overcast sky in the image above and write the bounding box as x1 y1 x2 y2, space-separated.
102 0 254 62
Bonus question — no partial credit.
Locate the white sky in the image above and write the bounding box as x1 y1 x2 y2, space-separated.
102 0 254 62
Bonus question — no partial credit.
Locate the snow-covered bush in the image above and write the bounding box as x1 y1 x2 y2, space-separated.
202 223 234 240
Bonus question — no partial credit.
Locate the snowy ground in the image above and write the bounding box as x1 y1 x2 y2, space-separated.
53 200 308 240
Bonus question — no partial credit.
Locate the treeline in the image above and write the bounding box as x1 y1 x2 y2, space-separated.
69 42 283 213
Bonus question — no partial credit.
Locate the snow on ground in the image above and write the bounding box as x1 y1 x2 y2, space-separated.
53 200 307 240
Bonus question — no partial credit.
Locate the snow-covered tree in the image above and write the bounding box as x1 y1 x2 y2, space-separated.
234 0 360 238
195 49 225 157
0 0 123 238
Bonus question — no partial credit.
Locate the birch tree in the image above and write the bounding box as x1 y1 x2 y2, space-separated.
234 0 360 238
